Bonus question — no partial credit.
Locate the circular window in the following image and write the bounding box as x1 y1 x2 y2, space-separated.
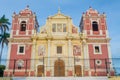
95 60 102 65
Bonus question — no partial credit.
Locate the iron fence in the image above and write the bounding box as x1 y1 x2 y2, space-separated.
0 58 120 77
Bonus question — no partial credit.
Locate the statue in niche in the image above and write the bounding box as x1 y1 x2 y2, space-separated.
38 45 46 56
73 45 81 56
57 24 62 32
72 26 77 33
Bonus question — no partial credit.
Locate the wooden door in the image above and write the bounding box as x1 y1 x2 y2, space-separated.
74 65 82 76
54 60 65 77
37 65 44 77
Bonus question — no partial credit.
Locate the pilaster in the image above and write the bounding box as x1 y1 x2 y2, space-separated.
6 42 11 70
31 39 36 70
68 39 71 66
47 40 51 70
107 43 113 69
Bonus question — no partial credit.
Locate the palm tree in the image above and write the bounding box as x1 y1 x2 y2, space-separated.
0 15 10 32
0 15 10 63
0 32 10 63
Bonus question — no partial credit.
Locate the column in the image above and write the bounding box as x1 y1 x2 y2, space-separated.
68 40 71 66
6 42 11 70
31 40 36 71
107 43 113 69
83 43 91 76
47 40 51 69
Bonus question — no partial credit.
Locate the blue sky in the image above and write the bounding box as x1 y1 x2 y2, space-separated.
0 0 120 59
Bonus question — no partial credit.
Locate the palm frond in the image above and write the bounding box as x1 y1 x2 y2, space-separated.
0 15 10 32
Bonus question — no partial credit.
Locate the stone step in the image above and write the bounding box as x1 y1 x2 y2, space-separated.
12 77 108 80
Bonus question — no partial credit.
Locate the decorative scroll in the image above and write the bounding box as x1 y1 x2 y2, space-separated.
73 45 81 56
38 45 46 56
41 28 47 34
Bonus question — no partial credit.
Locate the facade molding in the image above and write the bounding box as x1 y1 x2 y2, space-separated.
4 7 114 77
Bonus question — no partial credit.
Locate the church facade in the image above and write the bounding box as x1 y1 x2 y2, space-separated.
4 6 114 77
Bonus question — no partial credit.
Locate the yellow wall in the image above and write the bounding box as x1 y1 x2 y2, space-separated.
32 11 85 76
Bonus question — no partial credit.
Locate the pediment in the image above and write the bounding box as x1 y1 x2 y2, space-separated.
48 13 71 19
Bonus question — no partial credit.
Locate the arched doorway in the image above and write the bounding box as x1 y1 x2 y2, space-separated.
37 65 44 77
74 65 82 76
54 59 65 77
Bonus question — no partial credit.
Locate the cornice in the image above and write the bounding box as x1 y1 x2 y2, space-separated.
87 38 110 43
9 38 32 43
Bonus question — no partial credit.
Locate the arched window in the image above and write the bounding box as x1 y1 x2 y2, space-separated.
20 21 26 31
92 21 98 31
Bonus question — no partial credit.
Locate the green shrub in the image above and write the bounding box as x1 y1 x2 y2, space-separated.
0 65 5 77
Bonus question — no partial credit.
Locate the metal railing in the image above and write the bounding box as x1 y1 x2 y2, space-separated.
0 58 120 77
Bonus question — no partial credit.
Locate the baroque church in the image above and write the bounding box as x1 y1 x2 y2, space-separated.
4 6 114 77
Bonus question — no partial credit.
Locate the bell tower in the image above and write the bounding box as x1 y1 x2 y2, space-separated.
4 6 39 76
80 7 114 76
11 6 38 38
80 7 109 38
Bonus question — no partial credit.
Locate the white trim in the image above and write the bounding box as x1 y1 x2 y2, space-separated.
11 43 32 44
19 18 28 24
87 43 109 45
6 42 11 70
16 30 19 35
17 45 25 55
106 30 109 38
26 30 29 35
93 45 102 54
99 30 102 35
90 30 93 35
107 43 113 68
95 59 102 65
4 69 34 72
32 30 34 34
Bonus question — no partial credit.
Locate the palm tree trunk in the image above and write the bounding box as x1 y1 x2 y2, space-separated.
0 46 3 64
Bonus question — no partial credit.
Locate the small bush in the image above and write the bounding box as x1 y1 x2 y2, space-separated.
0 65 5 77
